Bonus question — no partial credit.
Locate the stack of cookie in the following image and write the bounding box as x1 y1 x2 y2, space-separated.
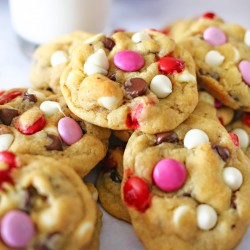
0 11 250 250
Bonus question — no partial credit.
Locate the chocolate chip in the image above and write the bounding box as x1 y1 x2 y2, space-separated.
45 134 63 151
230 193 237 209
124 78 147 98
182 193 191 197
155 131 179 145
231 224 236 229
212 145 230 161
103 153 117 169
102 37 116 50
110 168 122 183
109 73 116 81
0 108 19 125
23 92 37 103
198 69 220 81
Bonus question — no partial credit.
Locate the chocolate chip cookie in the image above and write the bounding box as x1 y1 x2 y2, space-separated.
30 32 93 93
97 146 130 222
0 153 99 250
169 13 250 111
122 114 250 250
0 88 110 176
60 30 198 134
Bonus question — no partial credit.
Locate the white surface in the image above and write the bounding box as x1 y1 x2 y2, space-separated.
0 0 250 249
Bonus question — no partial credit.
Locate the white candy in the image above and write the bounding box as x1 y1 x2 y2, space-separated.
0 134 14 151
84 33 104 44
97 96 121 110
84 49 109 76
197 204 217 230
205 50 225 67
44 126 59 135
233 47 240 63
50 50 69 67
132 32 151 43
40 101 65 116
244 30 250 46
184 129 209 149
173 206 190 225
27 88 45 100
150 75 172 98
223 167 243 191
178 71 196 83
232 128 249 149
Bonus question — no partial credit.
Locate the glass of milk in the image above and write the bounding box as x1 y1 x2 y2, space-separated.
9 0 112 56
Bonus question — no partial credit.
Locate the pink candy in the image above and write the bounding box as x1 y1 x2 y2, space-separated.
153 158 187 192
114 50 144 72
239 60 250 86
203 27 227 46
58 117 83 145
1 210 35 248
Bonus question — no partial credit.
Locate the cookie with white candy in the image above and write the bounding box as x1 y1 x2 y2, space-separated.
60 30 198 134
0 88 110 177
30 31 93 93
0 153 100 250
168 12 250 111
122 114 250 250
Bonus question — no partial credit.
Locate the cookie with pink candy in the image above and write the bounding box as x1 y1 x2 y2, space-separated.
0 152 100 250
168 12 250 111
0 88 110 177
60 30 198 134
122 114 250 250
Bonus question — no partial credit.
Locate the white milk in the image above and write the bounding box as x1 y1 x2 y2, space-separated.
9 0 112 44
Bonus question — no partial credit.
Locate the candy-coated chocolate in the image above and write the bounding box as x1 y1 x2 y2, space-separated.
1 210 35 248
0 91 23 105
114 50 145 72
58 117 83 145
202 12 216 19
203 27 227 46
238 60 250 86
229 132 239 147
158 57 185 75
123 176 151 212
243 113 250 127
0 151 17 168
153 158 186 192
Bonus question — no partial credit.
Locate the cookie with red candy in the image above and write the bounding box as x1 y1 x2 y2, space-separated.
60 30 198 134
0 153 100 250
0 88 110 177
30 31 93 94
168 13 250 111
122 114 250 250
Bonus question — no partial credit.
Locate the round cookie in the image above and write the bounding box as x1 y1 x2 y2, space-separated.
0 153 98 250
0 88 110 177
60 30 198 134
97 146 130 222
30 32 93 93
170 14 250 111
122 114 250 250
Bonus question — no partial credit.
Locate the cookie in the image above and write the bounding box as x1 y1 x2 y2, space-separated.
97 146 130 222
169 13 250 111
60 30 198 134
30 32 93 93
0 88 110 176
122 114 250 250
227 113 250 158
0 153 99 250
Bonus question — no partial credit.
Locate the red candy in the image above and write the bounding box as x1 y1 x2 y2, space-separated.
202 12 216 19
0 91 23 105
243 113 250 127
158 57 185 75
126 104 143 129
229 132 239 147
15 115 46 135
123 176 151 212
0 151 18 188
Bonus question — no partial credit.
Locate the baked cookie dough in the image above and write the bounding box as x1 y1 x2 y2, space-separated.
169 13 250 111
122 114 250 250
60 30 198 134
0 88 110 176
0 153 99 250
97 146 130 222
30 32 93 93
